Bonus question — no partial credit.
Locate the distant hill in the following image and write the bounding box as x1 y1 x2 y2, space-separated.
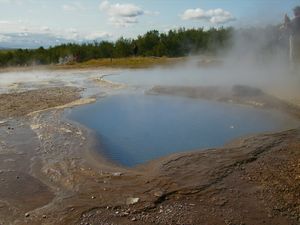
0 47 16 52
0 33 108 49
0 33 70 49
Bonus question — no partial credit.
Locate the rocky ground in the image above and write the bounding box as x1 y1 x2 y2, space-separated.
0 85 299 225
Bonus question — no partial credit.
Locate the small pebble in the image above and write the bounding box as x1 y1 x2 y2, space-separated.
112 172 122 176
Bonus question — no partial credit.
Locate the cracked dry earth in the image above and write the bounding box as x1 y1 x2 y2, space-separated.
0 86 299 225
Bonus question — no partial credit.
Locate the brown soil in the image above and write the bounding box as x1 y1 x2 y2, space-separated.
0 87 81 119
0 85 299 225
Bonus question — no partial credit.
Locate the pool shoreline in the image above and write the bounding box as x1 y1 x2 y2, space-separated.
66 91 299 167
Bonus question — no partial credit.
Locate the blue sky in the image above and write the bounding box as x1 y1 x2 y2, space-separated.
0 0 299 48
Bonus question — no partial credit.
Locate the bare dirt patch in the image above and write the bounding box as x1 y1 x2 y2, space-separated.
0 87 81 119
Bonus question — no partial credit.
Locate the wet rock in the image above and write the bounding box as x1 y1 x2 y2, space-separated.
126 197 140 205
0 120 7 125
112 172 122 177
154 190 165 198
215 199 228 207
60 128 72 133
232 85 263 97
224 219 233 225
120 212 129 217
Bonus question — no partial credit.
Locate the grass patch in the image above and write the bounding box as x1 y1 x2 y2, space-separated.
53 57 185 69
0 57 186 73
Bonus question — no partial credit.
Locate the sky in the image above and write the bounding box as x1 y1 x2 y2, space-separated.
0 0 299 48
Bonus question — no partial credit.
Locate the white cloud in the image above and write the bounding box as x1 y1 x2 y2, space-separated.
0 20 51 35
84 31 112 40
40 26 50 32
181 8 235 25
0 34 11 42
100 0 143 17
0 20 11 25
62 2 85 12
0 0 22 4
18 32 28 37
0 20 33 33
61 28 79 40
0 19 112 47
108 17 138 27
0 31 113 48
54 29 113 41
99 0 144 27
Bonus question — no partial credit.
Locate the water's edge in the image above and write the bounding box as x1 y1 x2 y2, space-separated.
65 93 299 167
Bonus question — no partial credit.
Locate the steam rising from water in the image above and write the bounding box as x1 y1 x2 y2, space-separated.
220 27 300 103
0 25 299 105
106 27 300 105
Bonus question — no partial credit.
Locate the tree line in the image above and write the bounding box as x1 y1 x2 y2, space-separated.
0 25 287 67
0 27 232 67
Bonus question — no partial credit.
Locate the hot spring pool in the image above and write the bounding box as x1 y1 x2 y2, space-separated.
67 94 297 167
